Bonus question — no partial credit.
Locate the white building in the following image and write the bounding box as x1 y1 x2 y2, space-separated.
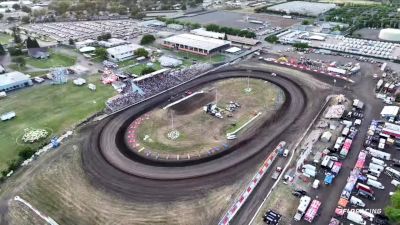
106 43 145 62
75 39 97 49
379 29 400 42
0 71 32 92
162 33 231 56
190 28 225 39
98 38 128 48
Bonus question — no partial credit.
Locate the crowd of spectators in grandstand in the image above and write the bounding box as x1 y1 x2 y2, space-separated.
106 63 213 111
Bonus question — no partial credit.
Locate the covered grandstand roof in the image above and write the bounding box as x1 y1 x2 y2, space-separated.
164 33 231 51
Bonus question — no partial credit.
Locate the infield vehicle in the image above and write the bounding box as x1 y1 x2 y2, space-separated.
272 167 282 180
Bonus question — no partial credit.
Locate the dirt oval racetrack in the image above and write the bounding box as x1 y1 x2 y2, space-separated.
82 66 323 202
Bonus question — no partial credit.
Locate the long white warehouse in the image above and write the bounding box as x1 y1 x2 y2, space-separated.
162 33 231 56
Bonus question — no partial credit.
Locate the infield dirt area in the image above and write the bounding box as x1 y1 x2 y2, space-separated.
134 78 285 155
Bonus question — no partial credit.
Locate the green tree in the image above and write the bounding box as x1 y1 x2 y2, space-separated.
182 4 187 10
141 66 156 75
21 16 30 24
8 47 22 56
94 47 108 60
302 20 310 25
12 27 22 44
21 5 31 13
0 44 5 56
68 38 75 45
12 4 20 10
293 42 309 50
386 191 400 223
134 48 149 58
265 35 278 43
140 34 156 45
18 148 35 160
12 56 26 68
0 13 3 20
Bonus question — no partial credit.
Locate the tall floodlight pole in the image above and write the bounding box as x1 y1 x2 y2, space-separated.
215 88 218 105
171 111 174 130
333 79 336 95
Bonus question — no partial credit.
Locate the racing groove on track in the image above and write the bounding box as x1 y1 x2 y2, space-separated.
82 68 311 201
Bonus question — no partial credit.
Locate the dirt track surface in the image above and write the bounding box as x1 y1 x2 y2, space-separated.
82 63 333 205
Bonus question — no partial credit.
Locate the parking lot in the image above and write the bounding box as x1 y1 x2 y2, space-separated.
20 20 146 42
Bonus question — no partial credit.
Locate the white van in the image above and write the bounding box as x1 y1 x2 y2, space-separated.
369 163 384 172
391 179 400 187
368 168 381 177
347 211 366 225
358 209 375 221
367 179 385 189
371 157 386 166
350 196 366 207
283 149 290 157
366 174 378 181
312 179 320 189
342 127 350 136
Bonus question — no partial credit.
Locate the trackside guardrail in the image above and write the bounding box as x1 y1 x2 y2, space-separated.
263 59 354 83
218 142 284 225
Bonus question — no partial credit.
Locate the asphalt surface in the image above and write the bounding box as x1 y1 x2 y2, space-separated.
292 67 387 225
81 63 335 207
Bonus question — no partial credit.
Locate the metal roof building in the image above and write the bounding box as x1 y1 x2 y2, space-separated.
162 33 231 55
0 71 33 92
106 43 145 62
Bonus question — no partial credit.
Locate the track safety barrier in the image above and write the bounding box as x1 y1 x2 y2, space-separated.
263 59 354 83
218 142 285 225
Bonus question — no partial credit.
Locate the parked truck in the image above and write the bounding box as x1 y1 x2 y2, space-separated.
367 147 391 160
294 196 311 221
303 199 321 223
367 179 385 189
347 211 367 225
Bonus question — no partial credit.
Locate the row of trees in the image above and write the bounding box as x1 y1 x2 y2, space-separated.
0 147 38 182
204 24 256 39
157 17 201 30
97 33 112 41
325 4 400 29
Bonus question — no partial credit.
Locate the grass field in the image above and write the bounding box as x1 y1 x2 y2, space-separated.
25 52 77 69
175 51 226 64
123 62 162 76
0 33 12 45
135 78 283 155
0 75 114 171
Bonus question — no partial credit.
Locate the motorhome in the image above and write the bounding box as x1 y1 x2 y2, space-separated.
347 211 366 225
371 157 386 166
294 196 311 221
369 163 384 172
367 179 385 189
